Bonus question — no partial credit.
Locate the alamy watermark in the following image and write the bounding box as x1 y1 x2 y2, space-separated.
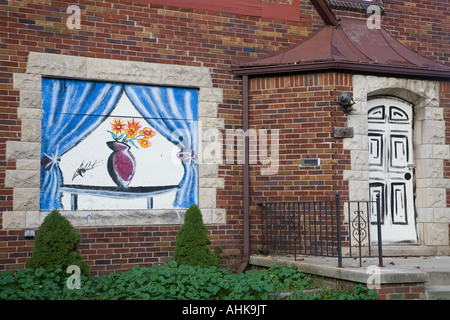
64 2 383 35
66 5 81 30
66 265 81 290
171 125 280 176
366 265 382 290
367 5 382 30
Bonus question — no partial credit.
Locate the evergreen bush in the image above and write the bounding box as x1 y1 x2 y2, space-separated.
173 204 222 268
25 209 90 276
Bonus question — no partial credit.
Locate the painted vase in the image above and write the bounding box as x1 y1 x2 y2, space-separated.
106 141 136 188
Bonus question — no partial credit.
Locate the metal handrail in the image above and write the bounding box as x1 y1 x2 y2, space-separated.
259 193 383 267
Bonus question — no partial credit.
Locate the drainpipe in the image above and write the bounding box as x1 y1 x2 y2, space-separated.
238 75 250 273
309 0 339 26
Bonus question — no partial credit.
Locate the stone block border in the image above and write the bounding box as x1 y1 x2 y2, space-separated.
3 52 225 229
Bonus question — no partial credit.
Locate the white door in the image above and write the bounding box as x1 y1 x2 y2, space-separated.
368 97 418 244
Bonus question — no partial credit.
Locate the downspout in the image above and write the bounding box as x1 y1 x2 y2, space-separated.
238 75 250 273
309 0 339 26
235 1 337 273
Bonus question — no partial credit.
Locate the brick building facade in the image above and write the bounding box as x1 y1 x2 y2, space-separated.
0 0 449 275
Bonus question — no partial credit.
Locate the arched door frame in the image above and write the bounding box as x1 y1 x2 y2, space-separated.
345 75 448 247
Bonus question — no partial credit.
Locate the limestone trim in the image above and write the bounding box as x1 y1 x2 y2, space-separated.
3 52 225 229
346 75 450 249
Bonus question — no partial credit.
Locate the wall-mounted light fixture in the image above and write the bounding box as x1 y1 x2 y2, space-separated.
338 92 355 114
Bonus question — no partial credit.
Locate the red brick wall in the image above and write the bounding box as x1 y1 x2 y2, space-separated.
0 0 321 274
383 1 450 66
375 283 426 300
249 72 352 204
314 274 426 300
0 0 449 274
247 72 352 252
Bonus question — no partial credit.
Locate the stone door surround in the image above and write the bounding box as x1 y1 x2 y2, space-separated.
345 75 449 250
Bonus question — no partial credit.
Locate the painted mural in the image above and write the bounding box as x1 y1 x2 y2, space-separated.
40 78 198 211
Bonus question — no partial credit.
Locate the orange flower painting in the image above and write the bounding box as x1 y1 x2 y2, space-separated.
110 118 125 134
125 119 142 139
140 127 156 139
138 137 151 148
108 118 155 149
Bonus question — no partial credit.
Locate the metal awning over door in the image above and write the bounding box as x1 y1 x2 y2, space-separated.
233 17 450 80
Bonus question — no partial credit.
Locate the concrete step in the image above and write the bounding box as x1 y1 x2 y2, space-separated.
425 269 450 300
427 271 450 286
425 286 450 300
370 245 437 257
344 245 436 258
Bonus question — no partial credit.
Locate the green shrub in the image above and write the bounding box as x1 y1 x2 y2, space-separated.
173 204 222 268
25 209 90 276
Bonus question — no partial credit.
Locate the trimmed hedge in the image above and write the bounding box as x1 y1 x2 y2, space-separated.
173 204 222 268
25 209 90 276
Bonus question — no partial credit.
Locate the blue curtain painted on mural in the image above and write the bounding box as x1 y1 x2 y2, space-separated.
40 79 123 210
125 85 198 208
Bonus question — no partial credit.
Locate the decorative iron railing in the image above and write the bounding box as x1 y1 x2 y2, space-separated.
259 193 383 267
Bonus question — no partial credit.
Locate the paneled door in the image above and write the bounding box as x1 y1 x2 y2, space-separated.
368 97 418 244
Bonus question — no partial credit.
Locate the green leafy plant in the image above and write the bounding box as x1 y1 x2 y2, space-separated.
296 283 378 300
25 209 90 276
173 204 222 268
0 263 377 300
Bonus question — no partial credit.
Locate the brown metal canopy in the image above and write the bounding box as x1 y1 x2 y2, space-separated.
233 17 450 80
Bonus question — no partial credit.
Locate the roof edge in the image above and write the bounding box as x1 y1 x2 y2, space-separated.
232 61 450 81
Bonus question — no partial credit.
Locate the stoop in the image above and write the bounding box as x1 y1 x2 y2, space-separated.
424 268 450 300
249 254 450 300
249 254 431 300
425 285 450 300
379 245 437 257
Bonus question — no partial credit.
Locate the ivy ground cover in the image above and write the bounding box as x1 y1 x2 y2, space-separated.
0 262 377 300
